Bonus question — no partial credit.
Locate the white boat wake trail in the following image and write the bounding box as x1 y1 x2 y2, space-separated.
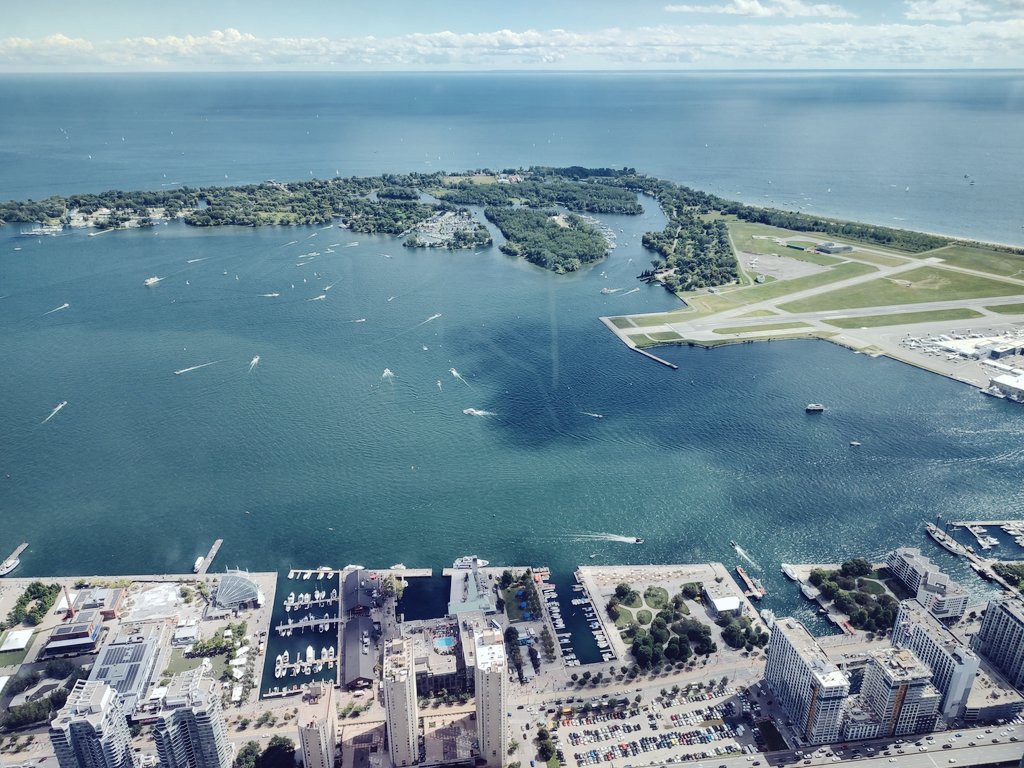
732 541 761 570
463 408 495 416
174 360 221 376
43 302 70 315
249 356 260 373
41 401 68 424
450 368 473 389
571 532 641 544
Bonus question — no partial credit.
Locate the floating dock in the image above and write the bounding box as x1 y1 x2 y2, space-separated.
734 565 766 600
274 616 342 636
196 539 223 575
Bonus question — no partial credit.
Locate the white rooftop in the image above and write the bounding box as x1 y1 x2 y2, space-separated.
0 628 33 652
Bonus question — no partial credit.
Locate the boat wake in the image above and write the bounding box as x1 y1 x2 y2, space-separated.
463 408 495 417
41 400 68 424
174 360 221 376
306 294 326 302
581 412 604 419
249 355 260 373
450 368 473 389
416 312 442 327
572 532 643 544
731 541 761 570
260 293 281 298
382 368 395 382
43 302 70 316
619 287 641 296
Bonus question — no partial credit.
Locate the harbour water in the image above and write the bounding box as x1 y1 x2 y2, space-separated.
1 73 1024 634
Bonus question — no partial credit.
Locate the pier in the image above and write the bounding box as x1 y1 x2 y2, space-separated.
274 616 342 636
734 566 766 600
3 542 28 563
196 539 222 575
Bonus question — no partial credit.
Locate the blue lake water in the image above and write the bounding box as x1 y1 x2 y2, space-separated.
2 72 1024 641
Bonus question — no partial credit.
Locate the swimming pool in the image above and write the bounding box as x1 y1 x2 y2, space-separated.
434 636 456 649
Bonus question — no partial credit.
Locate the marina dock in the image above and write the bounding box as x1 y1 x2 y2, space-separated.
274 616 342 636
196 539 222 575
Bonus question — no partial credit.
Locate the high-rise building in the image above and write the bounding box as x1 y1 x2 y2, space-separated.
885 548 968 621
764 618 849 746
50 680 139 768
383 638 419 767
473 628 508 768
297 683 337 768
860 648 941 737
891 600 979 719
152 669 231 768
972 598 1024 688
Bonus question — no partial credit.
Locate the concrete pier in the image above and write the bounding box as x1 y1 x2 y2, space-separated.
1 542 28 572
196 539 223 575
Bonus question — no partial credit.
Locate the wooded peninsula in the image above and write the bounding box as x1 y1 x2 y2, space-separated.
3 167 1019 291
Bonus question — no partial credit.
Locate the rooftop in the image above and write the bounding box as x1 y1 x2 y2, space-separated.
473 628 506 673
869 647 933 683
895 599 977 659
776 618 848 689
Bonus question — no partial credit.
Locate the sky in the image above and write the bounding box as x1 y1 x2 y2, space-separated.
1 0 1023 71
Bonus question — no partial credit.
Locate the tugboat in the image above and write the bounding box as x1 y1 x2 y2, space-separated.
805 403 825 413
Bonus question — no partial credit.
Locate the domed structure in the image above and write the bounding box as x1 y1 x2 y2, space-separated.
214 570 264 609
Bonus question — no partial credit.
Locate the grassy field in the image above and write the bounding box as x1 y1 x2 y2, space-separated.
779 266 1023 313
609 316 635 329
928 244 1024 277
737 309 779 318
845 251 908 268
710 261 876 307
647 330 683 341
985 303 1024 315
823 308 984 329
713 321 812 335
725 218 840 265
643 586 670 610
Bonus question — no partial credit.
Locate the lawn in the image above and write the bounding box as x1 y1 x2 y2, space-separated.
712 261 877 308
725 218 840 265
647 331 683 341
713 321 812 335
635 609 653 626
737 309 779 318
609 316 635 329
928 244 1024 277
779 266 1024 313
823 308 984 329
985 302 1024 315
502 587 528 621
846 251 908 268
613 607 634 629
629 312 690 328
643 586 670 610
857 579 886 595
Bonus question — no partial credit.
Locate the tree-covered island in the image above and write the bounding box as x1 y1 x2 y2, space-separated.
3 166 1018 290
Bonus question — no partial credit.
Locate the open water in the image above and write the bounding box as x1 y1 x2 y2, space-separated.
2 73 1024 636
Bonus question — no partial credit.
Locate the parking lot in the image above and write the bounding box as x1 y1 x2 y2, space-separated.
539 683 767 768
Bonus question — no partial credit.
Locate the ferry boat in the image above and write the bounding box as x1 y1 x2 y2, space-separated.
805 403 826 413
453 555 489 569
780 563 799 581
192 557 204 573
0 556 22 577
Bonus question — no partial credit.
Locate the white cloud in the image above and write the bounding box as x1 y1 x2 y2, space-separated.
904 0 991 21
664 0 854 17
1 21 1023 71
